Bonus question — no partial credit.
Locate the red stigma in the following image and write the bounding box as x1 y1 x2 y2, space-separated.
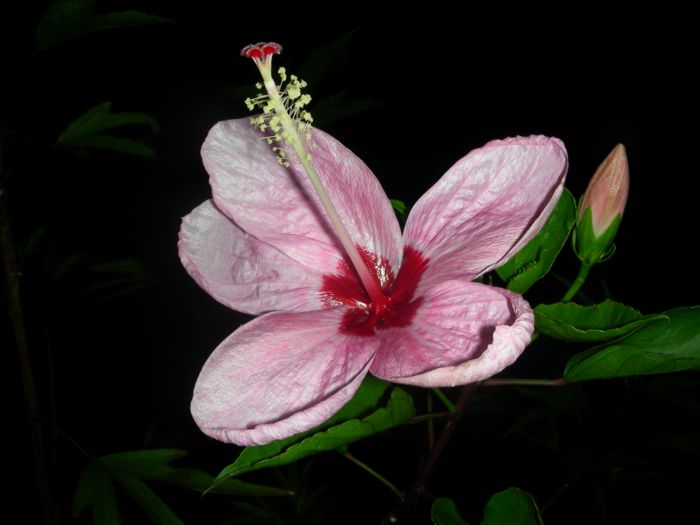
241 42 283 60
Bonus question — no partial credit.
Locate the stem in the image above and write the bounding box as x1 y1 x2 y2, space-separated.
410 411 451 424
431 388 456 413
482 378 567 387
384 384 477 524
44 421 93 460
426 392 435 450
340 450 402 499
0 144 55 524
561 262 592 302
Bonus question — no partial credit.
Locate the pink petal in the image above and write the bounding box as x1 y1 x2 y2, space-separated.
370 280 533 387
403 136 567 290
178 200 325 314
191 309 379 446
202 118 403 275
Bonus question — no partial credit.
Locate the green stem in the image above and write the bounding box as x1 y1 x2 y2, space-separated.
482 378 567 387
340 450 402 499
561 262 592 302
410 411 452 424
431 388 456 413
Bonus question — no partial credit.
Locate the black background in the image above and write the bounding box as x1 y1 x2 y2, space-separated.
3 2 699 524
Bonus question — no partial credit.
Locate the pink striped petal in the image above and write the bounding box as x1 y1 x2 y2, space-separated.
403 136 567 291
202 118 403 275
370 280 533 387
178 200 325 314
191 309 379 446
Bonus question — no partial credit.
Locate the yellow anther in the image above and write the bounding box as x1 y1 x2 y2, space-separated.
241 54 315 159
287 83 301 100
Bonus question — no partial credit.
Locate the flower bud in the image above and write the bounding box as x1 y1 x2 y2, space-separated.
574 144 629 264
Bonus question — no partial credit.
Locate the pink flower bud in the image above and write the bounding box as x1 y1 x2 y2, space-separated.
574 144 629 264
579 143 629 237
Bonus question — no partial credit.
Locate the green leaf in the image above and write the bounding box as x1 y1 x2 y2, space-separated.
88 257 155 296
100 449 289 497
115 475 183 525
58 102 159 158
390 199 407 218
36 0 170 50
432 497 471 525
496 188 576 293
481 488 543 525
211 378 414 486
535 300 666 342
218 376 390 480
565 306 700 382
21 227 48 260
64 135 157 158
73 462 121 525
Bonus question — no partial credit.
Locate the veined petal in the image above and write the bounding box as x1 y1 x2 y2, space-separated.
191 309 379 446
370 280 533 387
403 136 567 290
202 118 403 275
179 200 325 314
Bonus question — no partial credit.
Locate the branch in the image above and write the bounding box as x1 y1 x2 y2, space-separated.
1 138 55 524
383 384 478 523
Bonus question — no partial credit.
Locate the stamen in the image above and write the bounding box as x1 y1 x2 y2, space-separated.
241 42 385 306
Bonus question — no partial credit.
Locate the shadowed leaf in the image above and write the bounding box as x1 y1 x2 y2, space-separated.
431 497 471 525
73 462 120 525
36 0 170 50
100 449 290 497
481 488 542 525
311 92 384 127
115 475 183 525
58 102 158 158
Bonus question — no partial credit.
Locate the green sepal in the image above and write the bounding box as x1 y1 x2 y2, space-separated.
573 206 621 265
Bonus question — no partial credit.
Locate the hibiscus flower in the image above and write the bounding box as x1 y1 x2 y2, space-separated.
179 45 568 446
179 125 567 445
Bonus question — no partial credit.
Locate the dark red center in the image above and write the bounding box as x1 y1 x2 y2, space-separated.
240 42 283 60
320 246 429 336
